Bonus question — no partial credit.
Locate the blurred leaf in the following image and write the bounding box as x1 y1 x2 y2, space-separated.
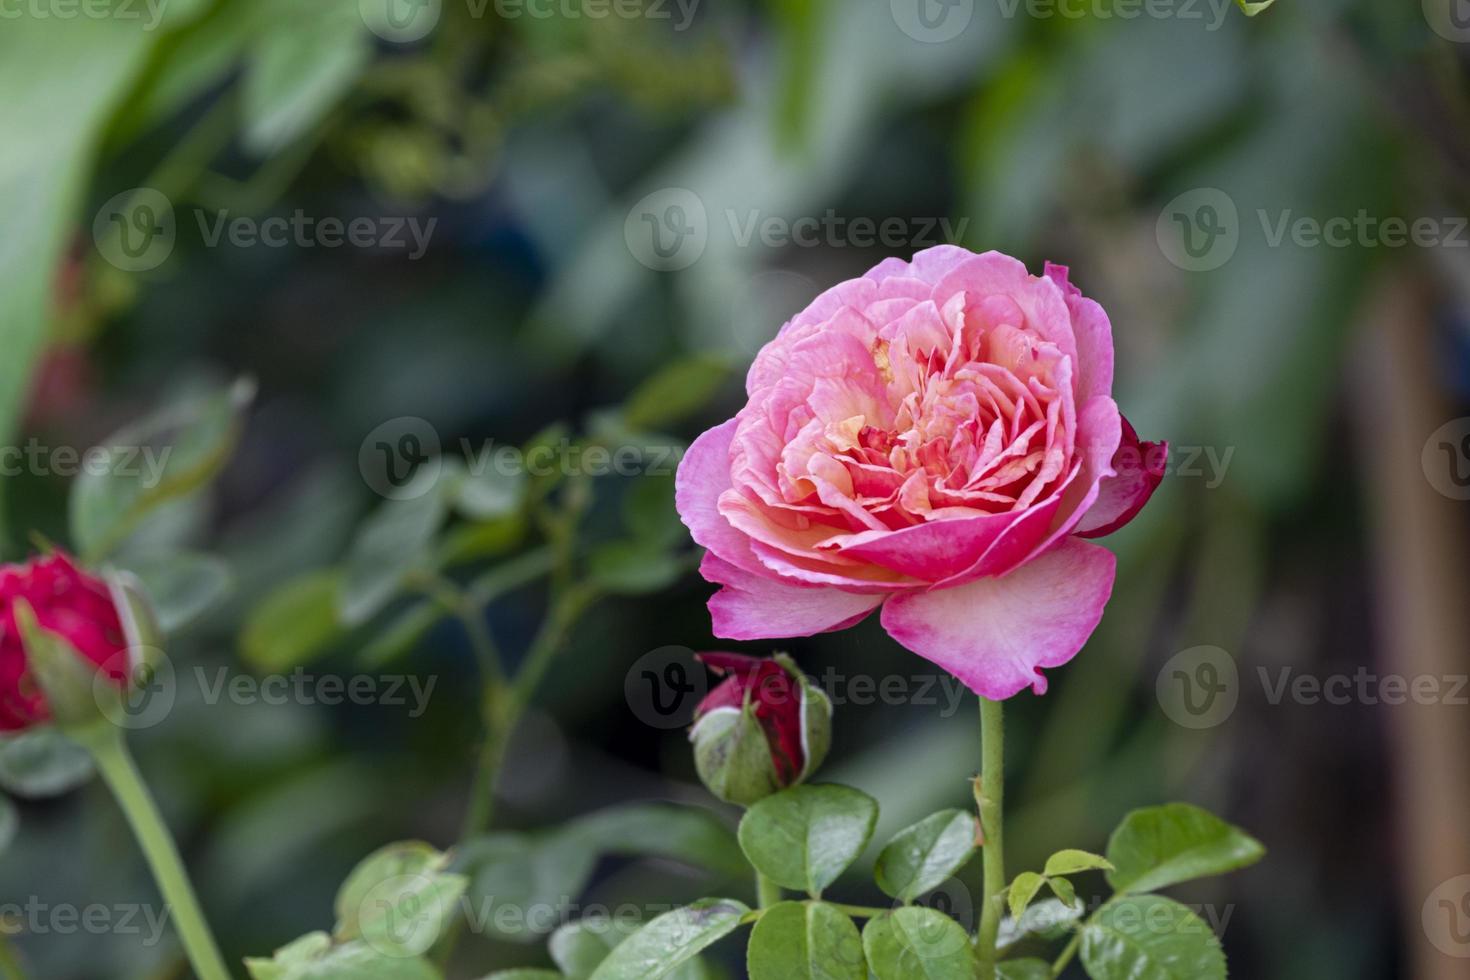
748 901 864 980
874 809 978 903
620 355 731 432
0 730 94 798
996 959 1051 980
586 900 749 980
1236 0 1277 13
244 931 443 980
1007 872 1046 924
622 473 681 549
0 15 160 518
996 899 1084 954
1106 803 1265 895
122 550 233 634
357 600 443 669
482 972 563 980
335 841 467 958
15 602 109 733
458 832 601 943
338 475 450 627
766 0 825 154
1045 875 1077 910
241 570 346 672
565 802 747 879
453 468 527 522
587 541 685 595
551 918 639 979
1079 896 1225 980
69 378 255 561
242 0 372 155
438 516 527 566
861 908 974 980
738 785 879 896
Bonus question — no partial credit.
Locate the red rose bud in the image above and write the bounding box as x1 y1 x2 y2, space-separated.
0 553 134 732
689 652 832 806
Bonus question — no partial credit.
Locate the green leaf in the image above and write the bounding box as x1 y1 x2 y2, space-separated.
0 14 159 496
1045 875 1078 910
481 972 564 980
1079 896 1225 980
875 809 979 903
338 477 450 626
996 959 1051 980
1106 803 1265 895
357 600 444 669
565 802 747 879
244 932 443 979
241 570 346 672
587 899 749 980
0 730 93 798
458 832 601 942
0 795 16 854
335 842 467 957
1043 849 1114 878
747 901 865 980
587 541 686 595
862 908 975 980
1235 0 1276 14
551 918 639 978
621 355 731 431
1007 872 1046 923
242 0 372 155
122 551 233 634
70 378 255 561
738 785 879 896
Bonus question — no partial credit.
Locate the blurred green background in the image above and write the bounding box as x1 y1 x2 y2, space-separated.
3 0 1470 977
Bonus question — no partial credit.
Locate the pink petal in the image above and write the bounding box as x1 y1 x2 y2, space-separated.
1044 262 1114 402
701 554 885 640
879 538 1117 699
1075 415 1167 538
675 419 764 576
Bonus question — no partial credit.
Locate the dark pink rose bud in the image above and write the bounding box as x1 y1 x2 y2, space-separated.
0 553 131 732
689 652 832 806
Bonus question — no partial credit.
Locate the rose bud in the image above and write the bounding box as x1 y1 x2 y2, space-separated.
0 553 140 732
689 652 832 806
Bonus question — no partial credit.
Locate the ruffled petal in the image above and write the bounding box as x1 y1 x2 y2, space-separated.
701 554 885 640
879 538 1116 699
1075 415 1167 538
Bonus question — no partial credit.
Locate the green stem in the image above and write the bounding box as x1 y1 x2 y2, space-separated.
85 730 231 980
974 696 1006 979
1051 933 1080 976
756 873 782 910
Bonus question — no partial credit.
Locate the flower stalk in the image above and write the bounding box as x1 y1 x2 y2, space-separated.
974 695 1006 978
83 727 231 980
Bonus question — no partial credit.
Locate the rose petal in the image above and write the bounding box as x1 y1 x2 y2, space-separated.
701 553 884 640
879 538 1116 699
675 418 765 576
1044 262 1113 402
1075 415 1167 538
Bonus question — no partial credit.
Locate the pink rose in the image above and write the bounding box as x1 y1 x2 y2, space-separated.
676 247 1165 699
0 552 131 731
